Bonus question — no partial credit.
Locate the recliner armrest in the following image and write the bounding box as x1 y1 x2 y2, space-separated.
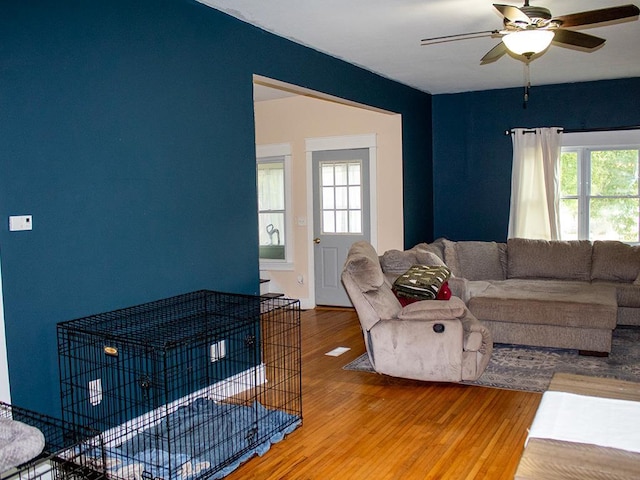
398 296 466 320
460 313 492 354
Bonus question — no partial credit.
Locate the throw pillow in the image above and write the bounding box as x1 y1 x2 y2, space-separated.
436 281 452 300
393 265 451 300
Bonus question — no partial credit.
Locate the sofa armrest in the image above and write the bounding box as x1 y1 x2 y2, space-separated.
447 277 470 303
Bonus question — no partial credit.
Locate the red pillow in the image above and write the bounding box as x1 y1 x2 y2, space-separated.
437 281 452 300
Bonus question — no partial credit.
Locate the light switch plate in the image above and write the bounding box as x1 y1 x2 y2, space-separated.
9 215 32 231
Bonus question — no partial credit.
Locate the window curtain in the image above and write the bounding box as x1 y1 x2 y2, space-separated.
507 127 563 240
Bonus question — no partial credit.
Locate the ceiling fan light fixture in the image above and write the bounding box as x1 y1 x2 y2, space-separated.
503 29 555 56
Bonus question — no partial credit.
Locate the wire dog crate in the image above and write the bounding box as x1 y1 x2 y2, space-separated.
0 402 105 480
57 290 301 480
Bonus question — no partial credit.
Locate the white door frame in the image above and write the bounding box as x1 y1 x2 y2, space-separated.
305 134 377 308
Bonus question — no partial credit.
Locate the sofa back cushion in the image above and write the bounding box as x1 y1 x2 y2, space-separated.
507 238 592 281
591 240 640 282
380 244 445 277
443 239 506 281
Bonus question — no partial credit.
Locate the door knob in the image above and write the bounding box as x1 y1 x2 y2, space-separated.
313 238 321 244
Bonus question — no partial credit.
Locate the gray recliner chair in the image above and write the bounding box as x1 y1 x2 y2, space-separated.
341 241 493 382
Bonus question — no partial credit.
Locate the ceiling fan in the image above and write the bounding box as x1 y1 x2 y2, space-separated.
421 2 640 64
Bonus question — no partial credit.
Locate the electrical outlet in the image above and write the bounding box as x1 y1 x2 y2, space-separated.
89 379 102 406
210 340 226 362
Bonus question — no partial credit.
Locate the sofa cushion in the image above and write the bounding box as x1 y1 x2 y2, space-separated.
507 238 592 281
380 247 445 276
591 240 640 282
455 241 506 281
467 279 617 330
442 239 462 276
379 249 419 275
414 238 447 262
592 280 640 308
415 250 446 267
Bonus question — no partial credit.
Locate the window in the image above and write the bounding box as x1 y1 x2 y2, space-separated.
559 131 640 242
320 161 362 234
257 144 292 268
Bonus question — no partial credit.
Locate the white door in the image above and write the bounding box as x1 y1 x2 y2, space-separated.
312 148 370 306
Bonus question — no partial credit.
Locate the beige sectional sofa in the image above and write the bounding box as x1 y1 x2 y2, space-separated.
379 238 640 355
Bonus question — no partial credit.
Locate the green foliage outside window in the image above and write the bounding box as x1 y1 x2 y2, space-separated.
560 149 639 242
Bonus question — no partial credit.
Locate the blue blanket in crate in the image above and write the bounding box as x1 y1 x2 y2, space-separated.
102 398 300 480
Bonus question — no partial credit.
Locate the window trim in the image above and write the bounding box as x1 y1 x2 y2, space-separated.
560 130 640 242
257 143 294 271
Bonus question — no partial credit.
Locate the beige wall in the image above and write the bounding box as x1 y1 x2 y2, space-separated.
255 94 403 308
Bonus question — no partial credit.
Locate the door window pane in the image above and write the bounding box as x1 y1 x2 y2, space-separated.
349 211 362 234
336 211 348 233
335 186 348 209
322 164 334 186
320 160 363 235
323 211 335 233
323 187 334 209
348 163 361 185
349 186 361 209
335 163 348 186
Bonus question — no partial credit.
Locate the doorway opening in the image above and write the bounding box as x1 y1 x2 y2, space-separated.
253 75 403 308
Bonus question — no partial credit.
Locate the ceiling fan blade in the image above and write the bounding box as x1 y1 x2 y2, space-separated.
553 4 640 28
493 4 531 23
480 41 508 64
553 29 606 49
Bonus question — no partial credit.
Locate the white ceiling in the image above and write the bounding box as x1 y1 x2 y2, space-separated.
199 0 640 95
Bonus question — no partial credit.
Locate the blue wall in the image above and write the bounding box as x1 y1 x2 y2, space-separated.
0 0 432 416
432 77 640 242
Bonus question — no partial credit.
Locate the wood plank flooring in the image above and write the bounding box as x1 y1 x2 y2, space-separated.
226 307 542 479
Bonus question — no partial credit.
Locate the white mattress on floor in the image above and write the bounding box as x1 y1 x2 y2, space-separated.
526 390 640 453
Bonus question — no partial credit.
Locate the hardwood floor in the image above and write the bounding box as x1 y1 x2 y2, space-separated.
227 308 542 479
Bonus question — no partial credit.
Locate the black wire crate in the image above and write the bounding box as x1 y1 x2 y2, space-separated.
0 401 106 480
57 290 301 480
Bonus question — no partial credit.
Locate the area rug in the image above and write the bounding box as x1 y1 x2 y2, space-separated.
343 327 640 393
